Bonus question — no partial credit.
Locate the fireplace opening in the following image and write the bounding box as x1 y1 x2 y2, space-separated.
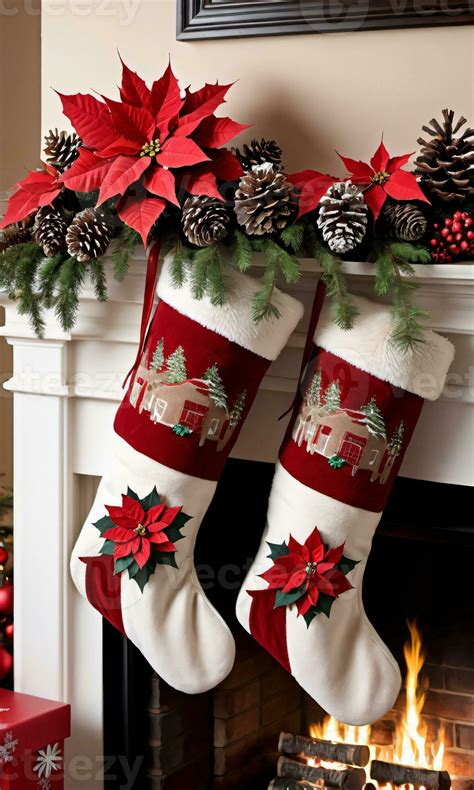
102 460 473 789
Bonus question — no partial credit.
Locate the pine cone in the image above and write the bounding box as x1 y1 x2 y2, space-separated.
317 181 368 254
382 200 427 242
234 164 293 236
43 129 82 172
234 138 283 172
414 109 474 203
66 208 111 262
0 220 32 252
182 196 231 247
33 208 68 257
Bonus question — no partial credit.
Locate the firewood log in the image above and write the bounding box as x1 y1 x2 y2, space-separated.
278 755 365 790
269 778 321 790
279 732 370 767
370 760 451 789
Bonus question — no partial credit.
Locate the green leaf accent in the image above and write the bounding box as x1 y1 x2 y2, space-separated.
338 555 359 575
317 593 336 618
94 514 114 534
164 524 186 544
173 423 193 437
133 564 156 593
303 608 319 628
100 540 115 556
139 486 162 512
114 554 135 575
274 585 306 609
127 560 141 578
126 487 140 502
328 454 345 469
267 541 289 560
173 511 193 529
155 553 178 569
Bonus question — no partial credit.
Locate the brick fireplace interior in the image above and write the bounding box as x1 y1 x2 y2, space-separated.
102 460 473 789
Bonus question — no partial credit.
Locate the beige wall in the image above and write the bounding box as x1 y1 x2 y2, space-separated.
0 1 40 485
41 2 473 173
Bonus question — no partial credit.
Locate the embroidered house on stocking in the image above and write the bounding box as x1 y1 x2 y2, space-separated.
292 371 403 483
129 340 246 450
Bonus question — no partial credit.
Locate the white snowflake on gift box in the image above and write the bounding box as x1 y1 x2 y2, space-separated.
0 730 19 763
33 742 62 779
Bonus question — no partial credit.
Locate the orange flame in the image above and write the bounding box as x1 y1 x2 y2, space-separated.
309 622 445 784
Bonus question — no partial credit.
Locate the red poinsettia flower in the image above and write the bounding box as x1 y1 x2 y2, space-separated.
0 166 63 229
260 529 353 617
287 170 338 219
58 57 248 245
338 139 430 219
103 494 181 569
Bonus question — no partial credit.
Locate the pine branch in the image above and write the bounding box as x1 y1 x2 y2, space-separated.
170 241 193 288
111 225 140 281
38 252 67 308
89 258 107 302
208 246 227 307
191 245 213 300
306 226 358 330
274 242 300 284
55 256 86 331
232 230 253 273
371 241 430 351
0 243 46 335
280 223 304 253
251 239 281 323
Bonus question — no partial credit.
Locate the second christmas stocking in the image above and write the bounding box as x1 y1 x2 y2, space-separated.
71 255 303 693
237 292 454 725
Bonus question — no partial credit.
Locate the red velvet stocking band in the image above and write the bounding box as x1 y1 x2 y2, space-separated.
248 589 290 672
81 555 126 636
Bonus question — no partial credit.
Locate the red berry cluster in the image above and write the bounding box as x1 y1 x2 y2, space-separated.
430 211 474 263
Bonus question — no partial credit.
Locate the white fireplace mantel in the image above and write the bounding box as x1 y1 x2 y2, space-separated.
1 255 473 788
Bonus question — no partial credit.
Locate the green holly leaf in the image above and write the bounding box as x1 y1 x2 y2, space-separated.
127 560 140 578
164 524 186 543
267 541 289 560
328 455 345 469
114 554 134 575
139 486 161 512
317 593 336 618
274 585 305 609
155 553 178 569
100 540 115 556
173 511 192 529
126 487 140 502
133 564 156 593
338 556 359 575
94 515 114 535
303 608 319 628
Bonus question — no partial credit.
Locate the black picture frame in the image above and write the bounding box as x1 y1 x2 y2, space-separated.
177 0 473 40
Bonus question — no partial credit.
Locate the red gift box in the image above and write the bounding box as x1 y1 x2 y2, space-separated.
0 690 70 789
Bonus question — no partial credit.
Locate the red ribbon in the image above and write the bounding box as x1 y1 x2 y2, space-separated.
123 240 161 390
279 278 326 422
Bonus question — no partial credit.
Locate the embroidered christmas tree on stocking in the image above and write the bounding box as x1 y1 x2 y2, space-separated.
237 293 454 725
71 256 303 693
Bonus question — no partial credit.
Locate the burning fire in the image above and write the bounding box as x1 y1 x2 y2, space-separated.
309 622 445 782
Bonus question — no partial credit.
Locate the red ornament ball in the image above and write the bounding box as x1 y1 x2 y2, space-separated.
3 623 13 640
0 645 13 680
0 579 14 616
0 547 9 567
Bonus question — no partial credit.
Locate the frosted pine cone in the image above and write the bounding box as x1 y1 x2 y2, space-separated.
66 208 111 262
317 181 368 254
234 163 293 236
33 208 68 257
182 196 231 247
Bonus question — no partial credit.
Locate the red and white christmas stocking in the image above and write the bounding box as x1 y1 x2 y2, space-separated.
70 255 302 694
236 292 454 724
